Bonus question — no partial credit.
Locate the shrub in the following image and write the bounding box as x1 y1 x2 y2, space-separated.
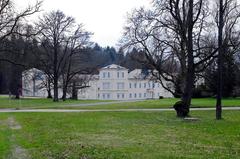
159 96 164 99
173 101 189 118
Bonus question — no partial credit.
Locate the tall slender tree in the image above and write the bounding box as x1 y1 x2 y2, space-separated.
215 0 240 119
216 0 224 120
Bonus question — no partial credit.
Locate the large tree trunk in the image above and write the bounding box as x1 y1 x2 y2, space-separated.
174 0 195 118
216 0 224 120
181 0 195 116
181 69 194 116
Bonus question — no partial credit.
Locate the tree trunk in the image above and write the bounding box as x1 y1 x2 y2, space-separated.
33 78 36 97
216 0 224 120
62 86 67 101
47 89 52 99
53 42 58 102
53 77 58 102
180 0 195 116
71 81 78 100
10 64 22 100
47 78 52 98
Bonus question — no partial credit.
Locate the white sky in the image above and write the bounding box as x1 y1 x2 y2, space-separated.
14 0 150 47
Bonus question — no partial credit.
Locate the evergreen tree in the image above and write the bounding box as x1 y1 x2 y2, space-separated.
205 52 237 97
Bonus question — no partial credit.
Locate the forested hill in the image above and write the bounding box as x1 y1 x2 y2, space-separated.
0 40 144 94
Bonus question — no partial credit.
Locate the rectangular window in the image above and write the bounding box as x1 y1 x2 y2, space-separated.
144 83 146 88
103 94 106 99
139 83 141 88
153 83 155 88
108 72 110 78
129 83 132 88
103 82 110 90
103 72 106 78
117 83 125 90
122 94 125 99
134 83 137 88
134 93 137 98
107 94 110 99
139 93 142 98
117 94 120 99
122 72 124 78
144 93 147 98
129 93 132 98
117 72 120 78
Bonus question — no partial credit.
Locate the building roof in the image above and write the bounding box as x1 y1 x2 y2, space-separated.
128 69 149 80
100 64 128 70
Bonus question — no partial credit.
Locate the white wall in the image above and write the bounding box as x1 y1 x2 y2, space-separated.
94 66 173 100
22 66 174 100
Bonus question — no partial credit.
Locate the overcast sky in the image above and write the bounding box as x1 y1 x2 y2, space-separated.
15 0 150 47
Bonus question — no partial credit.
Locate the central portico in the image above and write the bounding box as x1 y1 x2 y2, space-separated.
98 64 129 100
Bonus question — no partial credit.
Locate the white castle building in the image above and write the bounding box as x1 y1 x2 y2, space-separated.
78 64 173 100
22 68 48 97
22 64 173 100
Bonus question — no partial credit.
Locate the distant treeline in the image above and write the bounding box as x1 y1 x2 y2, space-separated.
0 36 143 94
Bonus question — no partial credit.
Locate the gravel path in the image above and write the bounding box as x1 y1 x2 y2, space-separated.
67 100 145 107
0 107 240 113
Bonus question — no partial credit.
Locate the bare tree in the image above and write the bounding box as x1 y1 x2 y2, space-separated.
36 10 93 102
36 10 76 102
60 25 92 101
122 0 240 117
122 0 218 117
0 0 41 63
215 0 240 120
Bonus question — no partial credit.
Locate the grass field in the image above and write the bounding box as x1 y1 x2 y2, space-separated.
0 96 112 109
61 98 240 110
1 96 240 109
0 111 240 159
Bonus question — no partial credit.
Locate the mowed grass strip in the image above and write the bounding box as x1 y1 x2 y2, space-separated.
39 98 240 110
1 97 240 109
0 96 112 109
1 111 240 159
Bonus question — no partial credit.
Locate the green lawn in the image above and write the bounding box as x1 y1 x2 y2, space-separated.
0 111 240 158
71 98 240 110
1 97 240 110
32 98 240 110
0 96 112 109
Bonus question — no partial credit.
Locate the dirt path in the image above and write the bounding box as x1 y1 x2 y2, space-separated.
4 117 30 159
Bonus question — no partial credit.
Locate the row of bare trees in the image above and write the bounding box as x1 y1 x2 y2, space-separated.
35 10 92 102
122 0 240 119
0 0 93 102
0 0 41 63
